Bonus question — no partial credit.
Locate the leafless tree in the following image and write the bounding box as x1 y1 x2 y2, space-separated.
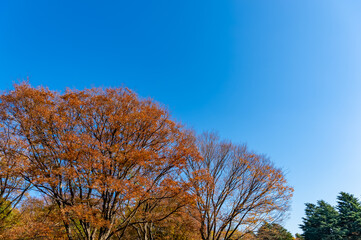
186 132 293 240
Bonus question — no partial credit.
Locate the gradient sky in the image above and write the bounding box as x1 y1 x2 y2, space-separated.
2 0 361 235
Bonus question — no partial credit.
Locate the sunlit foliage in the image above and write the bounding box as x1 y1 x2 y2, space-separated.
0 84 293 240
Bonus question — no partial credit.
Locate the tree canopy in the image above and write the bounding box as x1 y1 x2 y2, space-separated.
186 132 293 240
0 83 293 240
300 192 361 240
257 222 293 240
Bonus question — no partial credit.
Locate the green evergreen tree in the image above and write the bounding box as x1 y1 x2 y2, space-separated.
300 200 341 240
336 192 361 239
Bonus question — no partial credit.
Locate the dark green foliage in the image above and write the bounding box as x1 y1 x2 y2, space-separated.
336 192 361 239
300 192 361 240
300 200 340 240
257 222 293 240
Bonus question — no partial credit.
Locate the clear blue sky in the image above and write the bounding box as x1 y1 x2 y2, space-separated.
2 0 361 235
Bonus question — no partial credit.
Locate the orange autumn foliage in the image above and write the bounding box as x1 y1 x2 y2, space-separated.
0 83 293 240
0 120 29 224
0 83 200 240
0 197 66 239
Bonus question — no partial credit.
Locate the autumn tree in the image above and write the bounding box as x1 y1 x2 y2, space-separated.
128 195 200 240
238 231 257 240
186 132 293 240
0 83 199 240
295 233 304 240
257 222 293 240
0 196 66 239
0 120 29 231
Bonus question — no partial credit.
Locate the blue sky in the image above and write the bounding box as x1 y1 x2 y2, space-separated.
2 0 361 234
